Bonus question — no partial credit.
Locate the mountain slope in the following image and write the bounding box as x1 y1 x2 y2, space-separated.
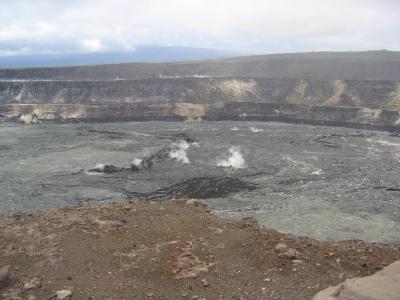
1 50 400 81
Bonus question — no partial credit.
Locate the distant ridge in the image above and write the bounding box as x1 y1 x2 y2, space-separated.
0 46 239 68
1 50 400 81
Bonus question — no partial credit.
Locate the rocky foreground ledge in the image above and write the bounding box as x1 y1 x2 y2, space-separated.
1 200 399 300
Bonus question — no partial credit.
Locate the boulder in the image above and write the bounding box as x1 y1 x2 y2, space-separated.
274 243 289 253
274 243 299 259
313 260 400 300
278 248 299 259
23 277 41 290
56 289 72 300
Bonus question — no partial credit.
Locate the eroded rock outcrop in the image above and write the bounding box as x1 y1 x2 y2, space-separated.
313 260 400 300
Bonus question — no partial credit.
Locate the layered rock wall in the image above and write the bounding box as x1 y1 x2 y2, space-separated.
1 102 399 131
1 78 400 130
1 78 400 109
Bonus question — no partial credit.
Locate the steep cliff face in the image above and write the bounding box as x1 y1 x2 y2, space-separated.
1 101 399 130
1 77 400 129
1 78 400 109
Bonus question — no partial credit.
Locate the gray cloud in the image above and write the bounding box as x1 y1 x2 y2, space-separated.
0 0 399 55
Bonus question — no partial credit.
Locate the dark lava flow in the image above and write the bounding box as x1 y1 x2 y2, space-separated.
1 121 400 243
126 176 258 201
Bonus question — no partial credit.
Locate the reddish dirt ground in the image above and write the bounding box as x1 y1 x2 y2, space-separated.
1 199 400 300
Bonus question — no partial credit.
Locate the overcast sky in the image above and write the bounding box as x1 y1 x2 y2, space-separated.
0 0 399 56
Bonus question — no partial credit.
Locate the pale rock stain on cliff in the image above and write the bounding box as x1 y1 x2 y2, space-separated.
14 84 25 103
18 113 38 124
361 108 382 121
385 82 400 110
59 104 87 119
325 80 362 107
286 80 310 104
18 107 57 124
7 104 88 123
216 79 257 101
174 103 207 121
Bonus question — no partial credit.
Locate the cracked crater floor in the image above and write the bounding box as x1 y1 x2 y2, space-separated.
1 121 400 243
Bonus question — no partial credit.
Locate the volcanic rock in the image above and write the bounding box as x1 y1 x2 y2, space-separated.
88 164 123 174
313 260 400 300
23 277 41 290
56 289 72 300
145 176 258 201
274 243 289 253
279 248 299 260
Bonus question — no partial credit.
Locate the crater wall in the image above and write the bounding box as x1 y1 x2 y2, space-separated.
1 77 400 130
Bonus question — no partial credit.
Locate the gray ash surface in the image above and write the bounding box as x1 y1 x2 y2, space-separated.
1 121 400 243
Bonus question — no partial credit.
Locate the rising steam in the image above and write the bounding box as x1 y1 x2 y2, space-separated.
131 158 143 167
94 163 105 171
217 147 246 169
169 140 191 164
249 126 263 133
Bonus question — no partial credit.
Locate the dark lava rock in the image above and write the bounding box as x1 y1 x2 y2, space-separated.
390 131 400 137
330 132 375 138
157 132 197 143
133 147 172 170
171 133 197 143
89 164 123 174
144 176 258 201
313 135 341 148
88 129 127 139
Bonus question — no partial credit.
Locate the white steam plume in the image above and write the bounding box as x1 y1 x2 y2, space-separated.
170 140 190 164
94 163 105 171
85 163 105 175
249 126 263 133
217 147 246 169
131 158 143 167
